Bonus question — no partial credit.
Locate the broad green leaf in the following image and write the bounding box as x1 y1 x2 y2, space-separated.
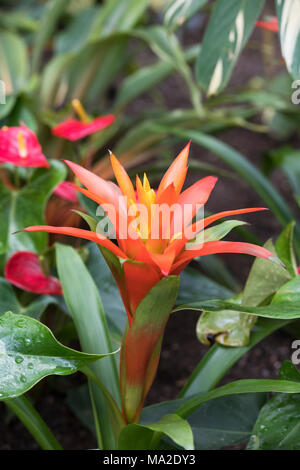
89 0 149 39
56 243 120 449
115 44 200 109
180 318 290 397
196 295 257 347
275 222 297 277
164 0 208 31
55 6 99 54
242 239 291 306
32 0 71 73
0 95 16 121
248 361 300 450
0 311 111 400
0 31 28 94
118 414 194 450
176 378 300 419
142 393 266 450
276 0 300 80
66 383 95 434
135 26 202 113
177 266 233 305
0 160 66 263
195 0 264 95
272 276 300 307
182 320 290 400
85 243 125 342
5 395 62 450
0 277 58 320
175 283 300 319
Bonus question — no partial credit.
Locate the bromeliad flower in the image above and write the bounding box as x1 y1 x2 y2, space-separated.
0 125 50 168
52 99 115 141
22 142 281 422
5 251 63 295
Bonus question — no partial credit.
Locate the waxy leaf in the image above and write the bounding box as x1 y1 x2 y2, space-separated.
276 0 300 80
142 393 266 450
242 238 291 307
0 31 28 94
196 295 257 347
164 0 208 31
180 318 290 397
0 277 58 320
0 311 112 400
195 0 264 95
118 414 194 450
248 362 300 450
56 243 120 449
0 160 66 264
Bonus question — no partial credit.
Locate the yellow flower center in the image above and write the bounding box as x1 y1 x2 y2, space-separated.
17 131 28 158
72 99 90 123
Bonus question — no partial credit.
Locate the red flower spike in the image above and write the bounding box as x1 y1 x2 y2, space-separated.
52 98 115 141
22 143 282 423
0 125 50 168
5 251 62 295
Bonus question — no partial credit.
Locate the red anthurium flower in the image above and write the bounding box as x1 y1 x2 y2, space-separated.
0 125 50 168
297 266 300 275
53 182 78 202
23 143 281 422
5 251 63 295
256 16 279 32
52 99 115 141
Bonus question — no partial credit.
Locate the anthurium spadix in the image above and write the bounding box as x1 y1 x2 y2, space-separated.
22 142 282 423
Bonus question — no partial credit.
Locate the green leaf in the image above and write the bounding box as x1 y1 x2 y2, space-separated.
242 239 291 306
115 44 200 109
248 361 300 450
0 277 58 320
0 30 28 94
0 311 111 400
85 243 125 343
89 0 149 39
276 0 300 80
196 294 257 346
32 0 71 73
164 0 208 31
0 160 66 262
180 318 290 397
142 393 266 450
118 414 194 450
177 266 233 305
174 286 300 319
195 0 264 95
5 395 62 450
275 222 297 278
56 243 120 449
176 378 300 419
188 219 247 248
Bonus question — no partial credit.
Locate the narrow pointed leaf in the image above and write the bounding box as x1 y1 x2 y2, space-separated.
5 395 62 450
